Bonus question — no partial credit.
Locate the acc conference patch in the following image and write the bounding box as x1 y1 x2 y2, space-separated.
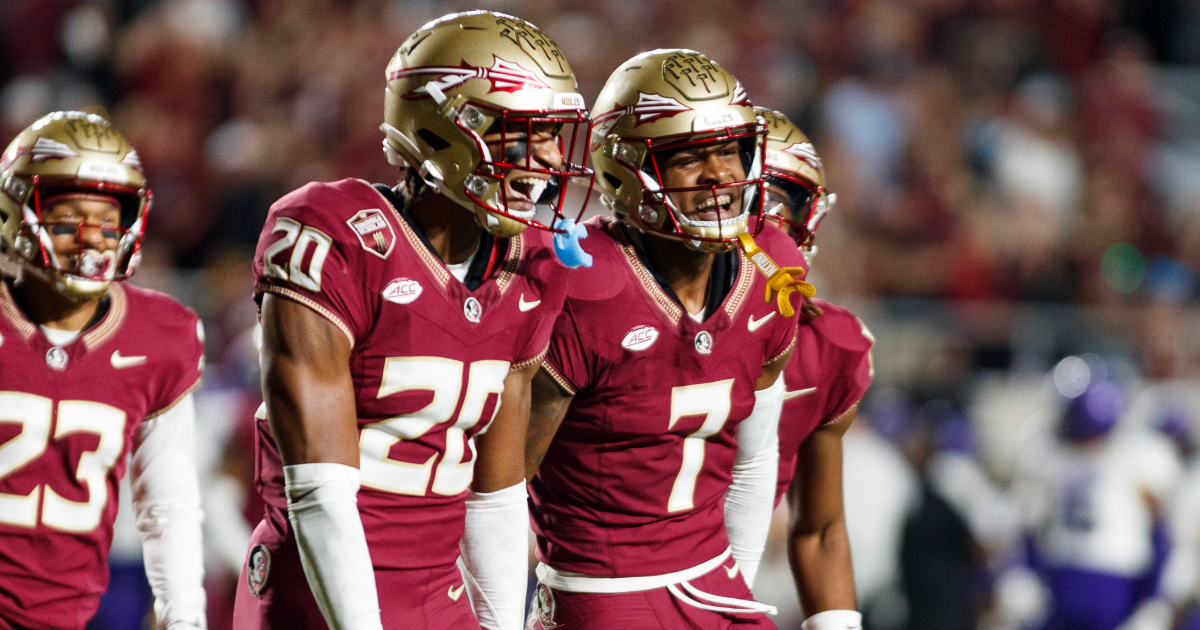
247 544 271 599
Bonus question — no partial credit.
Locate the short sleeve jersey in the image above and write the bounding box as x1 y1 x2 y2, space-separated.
0 282 203 630
774 300 874 506
530 217 802 577
251 178 569 570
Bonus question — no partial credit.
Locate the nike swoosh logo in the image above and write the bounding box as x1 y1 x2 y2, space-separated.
111 350 147 369
447 584 466 601
518 294 541 312
724 561 739 579
747 311 776 332
783 387 817 401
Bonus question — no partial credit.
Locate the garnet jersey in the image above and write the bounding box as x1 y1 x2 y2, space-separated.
530 217 802 578
0 282 203 630
251 178 568 570
774 299 873 507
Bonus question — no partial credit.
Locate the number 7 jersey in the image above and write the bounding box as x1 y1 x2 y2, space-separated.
530 217 802 578
251 178 570 570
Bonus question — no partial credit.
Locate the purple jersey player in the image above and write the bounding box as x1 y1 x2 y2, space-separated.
524 50 815 630
0 112 207 630
232 12 593 630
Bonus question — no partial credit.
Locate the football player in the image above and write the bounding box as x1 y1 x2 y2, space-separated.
1015 374 1182 630
756 108 871 630
524 50 812 630
231 12 593 630
0 112 207 629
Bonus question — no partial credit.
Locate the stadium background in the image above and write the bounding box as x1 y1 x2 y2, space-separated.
4 0 1200 629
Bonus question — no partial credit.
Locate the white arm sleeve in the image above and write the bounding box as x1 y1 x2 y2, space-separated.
723 374 784 588
284 463 383 630
458 482 529 630
130 393 208 630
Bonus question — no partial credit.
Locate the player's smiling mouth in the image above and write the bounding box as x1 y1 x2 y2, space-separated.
503 174 552 217
687 193 736 222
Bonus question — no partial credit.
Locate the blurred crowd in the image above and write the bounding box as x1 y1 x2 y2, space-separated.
5 0 1200 629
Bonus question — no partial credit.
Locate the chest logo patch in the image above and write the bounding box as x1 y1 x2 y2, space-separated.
518 293 541 312
111 350 147 369
747 311 775 333
464 296 483 323
621 325 659 351
694 330 713 355
382 278 423 305
45 346 68 371
346 208 396 260
246 544 271 599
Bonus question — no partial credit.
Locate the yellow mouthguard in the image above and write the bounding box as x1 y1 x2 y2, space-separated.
736 233 816 318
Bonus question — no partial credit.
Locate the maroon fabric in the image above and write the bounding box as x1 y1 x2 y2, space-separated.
249 178 570 574
233 520 480 630
527 559 776 630
531 217 802 579
0 282 203 630
773 300 874 507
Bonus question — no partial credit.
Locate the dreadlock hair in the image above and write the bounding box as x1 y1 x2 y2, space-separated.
393 166 430 210
800 295 823 323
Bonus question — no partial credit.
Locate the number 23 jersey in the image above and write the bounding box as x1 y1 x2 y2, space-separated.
530 217 801 578
251 178 569 570
0 282 203 630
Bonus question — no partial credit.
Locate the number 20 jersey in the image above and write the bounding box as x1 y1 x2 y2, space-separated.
530 217 802 578
251 178 570 570
0 282 203 630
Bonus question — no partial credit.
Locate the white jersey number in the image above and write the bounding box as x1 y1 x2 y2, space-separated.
263 217 333 293
359 358 509 496
0 392 126 532
667 380 735 512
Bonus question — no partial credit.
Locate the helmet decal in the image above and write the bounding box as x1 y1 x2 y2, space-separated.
392 57 553 99
731 82 752 108
121 149 144 173
31 137 79 162
594 92 694 134
0 145 31 172
781 142 821 169
493 16 571 78
662 52 730 99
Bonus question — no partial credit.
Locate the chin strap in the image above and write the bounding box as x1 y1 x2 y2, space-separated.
736 233 814 317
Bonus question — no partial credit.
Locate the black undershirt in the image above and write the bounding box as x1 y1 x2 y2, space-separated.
374 184 505 292
619 224 738 322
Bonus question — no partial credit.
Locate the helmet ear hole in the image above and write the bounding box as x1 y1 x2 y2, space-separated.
603 172 622 191
417 128 450 151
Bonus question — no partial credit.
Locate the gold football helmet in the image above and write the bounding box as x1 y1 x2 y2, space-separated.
589 49 767 253
0 111 150 301
756 107 833 262
382 11 594 238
